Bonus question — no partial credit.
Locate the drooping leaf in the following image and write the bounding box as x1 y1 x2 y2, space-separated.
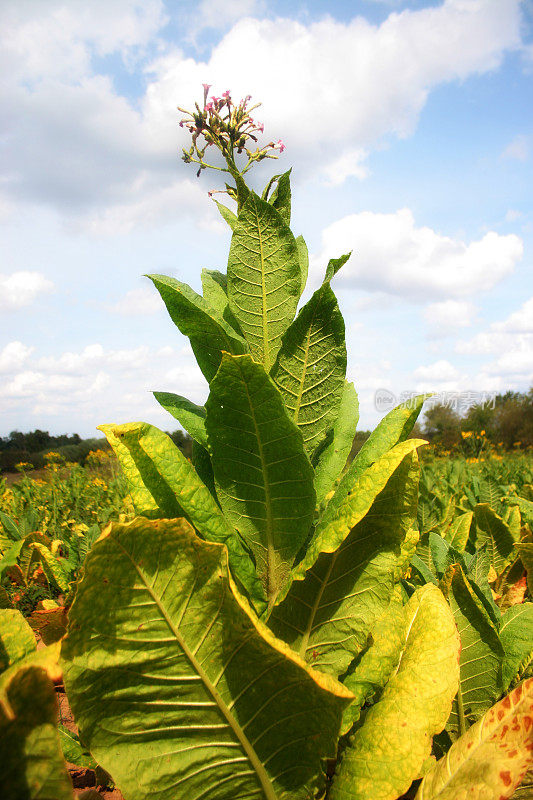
191 440 216 498
206 354 315 602
148 274 248 381
499 603 533 691
416 679 533 800
201 268 244 333
28 603 68 646
98 421 265 610
439 564 504 738
290 439 425 591
271 282 347 459
330 584 460 800
0 511 21 541
62 518 353 800
295 235 309 295
313 381 359 506
474 504 516 576
227 192 301 371
324 252 351 283
29 542 70 593
269 449 419 676
153 391 207 448
445 511 473 552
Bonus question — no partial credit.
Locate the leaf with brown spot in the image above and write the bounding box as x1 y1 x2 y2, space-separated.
416 678 533 800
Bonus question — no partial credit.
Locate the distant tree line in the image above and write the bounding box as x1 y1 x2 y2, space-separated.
0 428 193 473
413 388 533 451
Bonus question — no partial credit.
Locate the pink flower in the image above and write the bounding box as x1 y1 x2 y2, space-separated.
205 102 213 112
202 83 211 93
210 96 220 104
258 124 264 133
222 90 231 98
276 139 286 153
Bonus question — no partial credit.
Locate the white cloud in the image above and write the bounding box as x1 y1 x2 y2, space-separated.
195 0 263 33
0 341 34 372
413 359 461 382
0 0 524 223
0 271 54 311
312 209 522 301
456 297 533 386
107 286 162 316
501 134 529 161
0 339 207 432
423 300 477 338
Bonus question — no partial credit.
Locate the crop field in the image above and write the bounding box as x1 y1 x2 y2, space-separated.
1 446 532 798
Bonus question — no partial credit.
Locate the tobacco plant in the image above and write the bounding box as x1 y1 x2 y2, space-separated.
4 89 533 800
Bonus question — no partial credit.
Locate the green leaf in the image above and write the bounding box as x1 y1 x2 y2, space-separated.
271 282 347 459
290 438 425 592
0 511 21 541
0 610 36 672
295 235 309 295
191 440 216 498
148 274 248 381
324 252 351 283
269 169 291 226
416 679 533 800
499 603 533 691
444 511 473 552
98 421 265 610
29 543 70 593
340 590 405 734
58 725 97 770
62 518 353 800
1 664 73 800
439 564 504 738
205 354 315 603
201 269 244 334
313 381 359 506
474 504 516 575
153 391 207 448
330 584 460 800
328 395 430 522
269 449 419 676
227 192 301 371
214 200 238 231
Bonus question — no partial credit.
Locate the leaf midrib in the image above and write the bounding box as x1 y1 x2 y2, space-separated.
116 537 277 800
252 200 270 371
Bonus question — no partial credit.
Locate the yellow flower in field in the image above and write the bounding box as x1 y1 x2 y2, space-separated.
44 451 62 462
461 431 473 439
15 461 34 472
480 430 485 436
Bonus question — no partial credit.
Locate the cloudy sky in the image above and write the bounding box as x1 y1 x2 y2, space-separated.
1 0 532 438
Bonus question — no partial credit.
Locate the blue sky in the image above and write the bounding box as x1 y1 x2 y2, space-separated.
1 0 532 438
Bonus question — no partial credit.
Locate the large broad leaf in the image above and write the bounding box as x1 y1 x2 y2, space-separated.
267 169 291 226
313 381 359 506
61 518 353 800
340 589 405 734
201 269 244 333
269 449 419 676
288 438 425 592
153 391 207 448
499 603 533 691
0 609 35 671
439 564 504 738
416 679 533 800
98 421 265 610
444 511 473 552
0 610 71 800
148 274 248 381
516 543 533 595
474 504 516 575
206 354 315 604
271 282 347 459
330 584 460 800
227 192 301 371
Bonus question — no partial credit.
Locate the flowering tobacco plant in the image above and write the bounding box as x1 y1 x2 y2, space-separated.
2 88 532 800
178 86 284 202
